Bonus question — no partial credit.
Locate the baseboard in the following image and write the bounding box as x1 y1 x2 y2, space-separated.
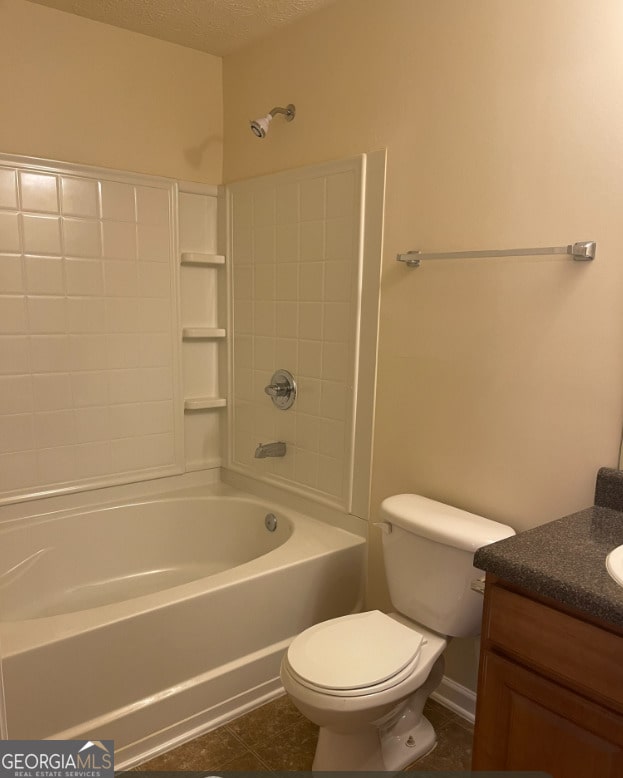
431 675 476 724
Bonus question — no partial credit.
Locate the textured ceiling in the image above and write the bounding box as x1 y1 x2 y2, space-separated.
29 0 337 56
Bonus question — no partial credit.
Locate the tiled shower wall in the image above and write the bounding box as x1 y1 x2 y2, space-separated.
229 158 363 508
0 157 181 500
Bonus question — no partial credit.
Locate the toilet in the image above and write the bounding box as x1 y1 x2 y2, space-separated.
280 494 515 771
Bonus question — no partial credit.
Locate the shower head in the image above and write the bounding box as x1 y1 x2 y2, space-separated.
249 104 296 139
250 114 272 139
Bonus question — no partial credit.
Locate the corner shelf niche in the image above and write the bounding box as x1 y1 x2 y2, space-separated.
182 327 226 340
184 397 227 411
180 249 227 414
180 252 225 266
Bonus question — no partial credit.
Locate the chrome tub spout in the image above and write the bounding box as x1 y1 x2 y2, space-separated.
255 441 287 458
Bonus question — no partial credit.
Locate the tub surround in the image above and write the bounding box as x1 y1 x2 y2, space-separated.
473 467 623 628
227 151 384 522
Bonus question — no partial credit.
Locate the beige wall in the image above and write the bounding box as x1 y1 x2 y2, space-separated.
224 0 623 688
0 0 222 183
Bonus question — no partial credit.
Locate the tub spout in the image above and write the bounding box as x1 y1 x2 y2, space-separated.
255 441 287 458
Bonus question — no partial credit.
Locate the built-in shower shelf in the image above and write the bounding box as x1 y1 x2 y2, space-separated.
182 327 226 340
180 252 225 266
183 397 227 411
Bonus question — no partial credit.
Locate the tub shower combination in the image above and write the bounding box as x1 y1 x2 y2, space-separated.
0 487 365 766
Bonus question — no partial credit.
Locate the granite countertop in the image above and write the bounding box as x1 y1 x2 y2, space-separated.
473 468 623 629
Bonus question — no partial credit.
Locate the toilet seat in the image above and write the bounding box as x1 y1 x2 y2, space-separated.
285 611 425 698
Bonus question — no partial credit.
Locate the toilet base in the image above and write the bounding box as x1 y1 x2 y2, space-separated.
309 654 446 771
381 711 437 770
312 714 436 771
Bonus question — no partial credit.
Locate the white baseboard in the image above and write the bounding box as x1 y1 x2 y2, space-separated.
431 675 476 724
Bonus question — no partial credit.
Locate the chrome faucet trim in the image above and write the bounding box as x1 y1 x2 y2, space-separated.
264 369 296 410
254 441 287 458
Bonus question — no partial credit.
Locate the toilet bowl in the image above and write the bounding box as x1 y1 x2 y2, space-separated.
280 494 515 771
281 610 447 770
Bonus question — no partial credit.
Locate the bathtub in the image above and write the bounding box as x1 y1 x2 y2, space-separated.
0 483 366 767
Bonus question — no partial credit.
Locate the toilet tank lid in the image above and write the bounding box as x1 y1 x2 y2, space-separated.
380 494 515 553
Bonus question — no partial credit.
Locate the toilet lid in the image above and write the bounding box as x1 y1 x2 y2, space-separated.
286 610 423 691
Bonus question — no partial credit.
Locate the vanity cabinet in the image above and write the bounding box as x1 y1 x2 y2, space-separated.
472 575 623 778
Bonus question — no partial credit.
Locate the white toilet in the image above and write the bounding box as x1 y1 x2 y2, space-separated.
280 494 515 771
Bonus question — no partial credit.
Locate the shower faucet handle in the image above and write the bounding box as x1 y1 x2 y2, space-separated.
264 382 289 397
264 369 296 410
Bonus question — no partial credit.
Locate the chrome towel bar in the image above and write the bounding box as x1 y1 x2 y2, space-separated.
396 241 596 268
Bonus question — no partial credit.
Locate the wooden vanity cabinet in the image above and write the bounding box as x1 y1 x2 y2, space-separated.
472 575 623 778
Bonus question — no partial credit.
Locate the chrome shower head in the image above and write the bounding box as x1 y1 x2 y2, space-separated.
250 114 272 139
249 104 296 139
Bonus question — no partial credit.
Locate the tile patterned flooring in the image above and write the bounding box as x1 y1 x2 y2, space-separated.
135 694 473 772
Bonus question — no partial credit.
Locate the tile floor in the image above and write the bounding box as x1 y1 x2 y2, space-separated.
134 694 473 772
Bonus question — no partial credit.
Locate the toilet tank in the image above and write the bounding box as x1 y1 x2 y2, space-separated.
380 494 515 637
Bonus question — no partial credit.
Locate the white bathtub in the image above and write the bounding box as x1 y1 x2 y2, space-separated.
0 484 366 767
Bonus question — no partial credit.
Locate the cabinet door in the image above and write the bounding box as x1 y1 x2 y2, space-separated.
473 652 623 778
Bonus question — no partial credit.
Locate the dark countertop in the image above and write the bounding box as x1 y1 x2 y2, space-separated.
474 468 623 629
